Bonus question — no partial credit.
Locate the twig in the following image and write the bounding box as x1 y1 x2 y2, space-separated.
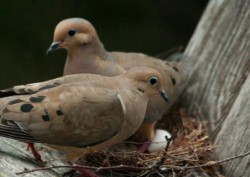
162 151 250 171
16 164 150 175
157 133 175 166
155 169 165 177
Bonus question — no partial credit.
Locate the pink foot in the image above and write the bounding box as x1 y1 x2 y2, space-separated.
137 141 150 153
65 162 100 177
26 143 43 162
74 167 100 177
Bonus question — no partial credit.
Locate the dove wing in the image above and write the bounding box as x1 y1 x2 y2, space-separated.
0 83 125 148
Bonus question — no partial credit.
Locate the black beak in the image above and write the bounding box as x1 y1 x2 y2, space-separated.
159 90 169 103
46 41 62 55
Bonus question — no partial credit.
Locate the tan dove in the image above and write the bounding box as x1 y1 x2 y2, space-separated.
47 18 191 141
0 67 168 161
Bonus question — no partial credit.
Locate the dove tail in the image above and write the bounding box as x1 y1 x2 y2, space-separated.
163 51 194 82
0 123 38 142
0 89 17 97
166 53 194 103
178 53 194 81
156 46 184 60
0 97 39 143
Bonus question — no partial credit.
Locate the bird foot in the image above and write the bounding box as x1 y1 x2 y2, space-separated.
26 143 43 162
64 161 100 177
137 141 150 153
63 168 100 177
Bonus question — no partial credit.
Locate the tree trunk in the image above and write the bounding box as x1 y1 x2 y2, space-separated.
184 0 250 176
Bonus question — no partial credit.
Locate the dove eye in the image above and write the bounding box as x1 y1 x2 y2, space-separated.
148 76 158 86
68 29 76 36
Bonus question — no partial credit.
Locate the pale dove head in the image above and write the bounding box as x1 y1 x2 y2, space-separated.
124 67 169 103
47 18 99 54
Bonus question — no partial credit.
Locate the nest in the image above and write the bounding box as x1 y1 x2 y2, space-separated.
81 113 223 177
16 107 249 176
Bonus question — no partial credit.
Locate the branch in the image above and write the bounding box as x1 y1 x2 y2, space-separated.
163 151 250 171
16 164 150 175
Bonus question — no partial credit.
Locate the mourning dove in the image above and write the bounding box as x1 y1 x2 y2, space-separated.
0 67 168 161
47 18 191 141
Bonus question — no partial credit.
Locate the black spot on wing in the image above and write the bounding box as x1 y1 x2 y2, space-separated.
173 66 179 72
170 75 176 86
137 88 145 93
172 78 176 85
29 96 46 103
8 99 24 105
42 115 50 121
56 109 63 116
20 104 34 112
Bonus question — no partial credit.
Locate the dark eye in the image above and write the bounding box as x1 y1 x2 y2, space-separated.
149 76 158 86
68 29 76 36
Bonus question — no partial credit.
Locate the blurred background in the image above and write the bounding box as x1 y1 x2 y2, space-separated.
0 0 208 88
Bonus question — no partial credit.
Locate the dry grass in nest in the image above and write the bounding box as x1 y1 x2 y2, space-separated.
82 117 222 177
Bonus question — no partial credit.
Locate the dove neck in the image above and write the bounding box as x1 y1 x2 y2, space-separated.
64 38 119 75
67 38 107 60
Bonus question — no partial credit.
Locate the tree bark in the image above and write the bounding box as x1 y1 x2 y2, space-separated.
184 0 250 176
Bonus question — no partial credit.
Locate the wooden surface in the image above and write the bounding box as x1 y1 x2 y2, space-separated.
184 0 250 176
0 138 67 176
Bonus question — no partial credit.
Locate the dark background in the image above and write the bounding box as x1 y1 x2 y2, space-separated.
0 0 208 88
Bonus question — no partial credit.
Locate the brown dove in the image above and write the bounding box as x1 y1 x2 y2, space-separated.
47 18 191 141
0 67 168 161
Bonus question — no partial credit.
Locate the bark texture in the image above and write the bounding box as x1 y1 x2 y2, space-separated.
184 0 250 176
0 138 67 176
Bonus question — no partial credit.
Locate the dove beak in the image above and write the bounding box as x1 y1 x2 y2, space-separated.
46 41 63 55
159 90 169 103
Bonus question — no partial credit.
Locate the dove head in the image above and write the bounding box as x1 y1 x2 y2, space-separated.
126 67 169 103
47 18 99 54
